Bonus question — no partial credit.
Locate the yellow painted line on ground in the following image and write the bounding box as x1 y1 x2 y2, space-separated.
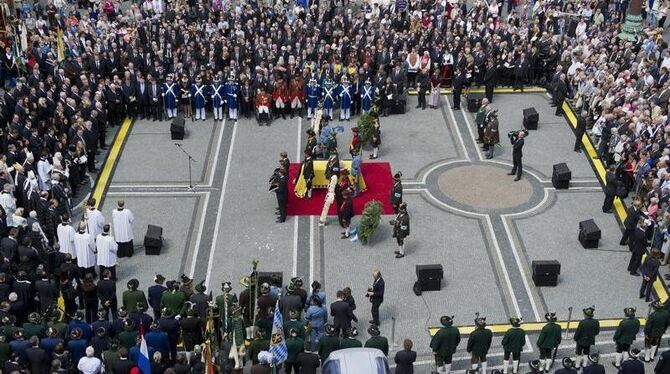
91 117 133 208
408 87 547 95
428 318 647 337
562 103 669 303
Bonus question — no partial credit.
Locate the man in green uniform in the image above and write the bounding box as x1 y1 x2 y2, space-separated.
467 316 493 373
118 319 138 349
122 279 148 314
340 327 363 349
102 339 121 372
430 315 461 374
226 305 247 372
215 282 237 337
285 328 304 374
247 329 270 366
573 306 600 369
318 324 341 361
283 310 306 340
475 99 490 143
537 312 561 373
365 324 389 356
160 281 186 317
23 312 45 338
644 301 669 362
613 307 640 368
46 308 67 339
502 317 526 374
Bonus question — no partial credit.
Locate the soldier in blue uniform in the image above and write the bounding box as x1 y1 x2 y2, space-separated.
619 348 644 374
210 74 225 122
162 74 179 119
338 75 352 121
306 78 321 119
583 353 605 374
361 79 375 113
322 79 336 120
225 74 240 121
190 76 207 121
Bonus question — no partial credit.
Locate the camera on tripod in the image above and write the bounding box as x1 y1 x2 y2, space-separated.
507 129 528 144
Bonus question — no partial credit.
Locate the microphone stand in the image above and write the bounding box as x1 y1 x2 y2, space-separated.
174 143 198 192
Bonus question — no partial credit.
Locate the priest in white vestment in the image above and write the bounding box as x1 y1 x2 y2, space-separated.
112 200 134 258
74 222 97 278
96 224 118 280
86 198 105 240
57 214 76 258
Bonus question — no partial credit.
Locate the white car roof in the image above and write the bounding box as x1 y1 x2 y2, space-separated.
324 348 389 374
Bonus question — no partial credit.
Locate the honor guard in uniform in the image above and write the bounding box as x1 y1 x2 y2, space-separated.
158 307 180 364
364 324 389 356
256 88 271 126
340 327 362 349
325 150 341 180
148 274 167 321
361 79 375 113
556 358 578 374
216 282 238 336
573 306 600 369
483 109 500 159
338 76 353 121
122 279 148 314
306 78 321 119
644 301 669 362
468 316 493 374
502 317 525 374
340 189 354 239
475 100 489 143
289 75 305 118
162 75 179 119
283 309 306 340
274 168 289 223
390 172 403 214
583 353 605 374
160 281 186 317
430 315 461 374
305 129 318 155
613 307 641 368
225 74 240 121
180 76 192 118
620 348 644 374
299 149 315 199
322 79 336 120
273 79 289 119
391 203 410 259
537 312 561 373
369 110 381 159
190 76 207 120
319 324 341 361
210 74 225 121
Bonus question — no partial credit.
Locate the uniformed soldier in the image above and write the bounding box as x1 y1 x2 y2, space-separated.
369 111 381 159
122 279 148 314
224 73 240 121
364 324 389 356
582 353 605 374
389 172 403 214
361 79 375 113
23 312 45 338
620 348 644 374
613 307 641 368
502 317 525 374
210 74 225 121
430 315 461 374
283 309 306 340
573 306 600 369
644 301 669 362
215 282 238 337
338 75 353 121
322 79 336 120
340 327 363 349
298 149 315 200
162 74 179 119
285 328 305 373
325 150 341 181
248 329 271 365
190 281 210 320
158 307 180 365
483 110 500 159
289 74 305 118
306 78 321 119
475 99 490 143
160 281 186 317
273 79 289 120
555 357 578 374
468 316 493 374
391 203 410 259
256 88 272 126
537 312 561 373
190 76 207 121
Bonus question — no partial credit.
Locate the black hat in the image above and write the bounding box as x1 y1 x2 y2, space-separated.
150 322 160 331
562 357 574 369
398 202 407 212
583 306 595 317
629 348 641 359
367 325 380 336
289 328 298 337
127 279 139 290
74 311 85 321
491 370 503 374
195 280 206 293
624 307 636 317
587 353 600 364
306 129 315 136
161 308 174 318
181 274 193 285
97 308 107 319
545 312 557 322
393 172 402 179
325 324 336 336
652 300 664 310
348 327 359 337
475 316 486 328
95 327 107 337
136 301 147 312
118 307 128 318
529 360 541 371
221 282 232 291
154 274 165 284
440 315 454 327
291 277 303 287
509 317 522 327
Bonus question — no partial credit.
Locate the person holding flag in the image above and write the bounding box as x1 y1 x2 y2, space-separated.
137 320 152 374
270 299 288 372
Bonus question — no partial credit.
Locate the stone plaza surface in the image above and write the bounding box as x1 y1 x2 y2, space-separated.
99 94 665 373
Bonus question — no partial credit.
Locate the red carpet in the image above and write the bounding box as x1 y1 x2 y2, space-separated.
287 162 394 216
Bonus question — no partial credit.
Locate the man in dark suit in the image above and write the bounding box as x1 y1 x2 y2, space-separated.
483 61 497 103
654 341 670 374
627 219 648 276
394 338 417 374
367 271 385 326
113 347 136 374
603 166 618 213
148 274 167 321
452 69 465 110
275 168 288 223
97 270 118 320
508 131 525 181
25 336 50 374
330 290 353 338
147 75 162 121
135 75 149 120
620 200 643 245
554 73 568 116
574 111 587 152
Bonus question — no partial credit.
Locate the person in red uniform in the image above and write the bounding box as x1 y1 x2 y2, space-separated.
273 79 289 119
289 75 306 118
256 88 271 126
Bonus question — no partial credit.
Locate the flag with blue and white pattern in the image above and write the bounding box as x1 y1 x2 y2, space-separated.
270 299 288 365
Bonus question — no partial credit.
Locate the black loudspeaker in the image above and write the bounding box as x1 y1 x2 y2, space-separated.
258 272 283 287
144 225 163 255
170 115 185 140
467 93 484 112
391 99 406 114
523 107 539 130
416 264 443 291
532 260 560 287
552 163 572 189
579 219 601 248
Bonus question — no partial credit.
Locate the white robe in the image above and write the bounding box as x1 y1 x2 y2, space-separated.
36 159 51 191
57 223 76 257
112 208 134 243
0 192 16 226
96 233 118 267
87 209 105 239
74 232 96 268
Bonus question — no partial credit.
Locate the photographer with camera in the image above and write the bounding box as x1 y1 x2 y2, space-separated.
507 130 526 181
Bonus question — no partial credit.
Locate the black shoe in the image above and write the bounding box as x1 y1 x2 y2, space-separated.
394 250 400 254
630 272 640 276
395 253 405 258
416 105 421 108
276 219 285 223
514 177 520 181
341 234 350 239
507 172 515 175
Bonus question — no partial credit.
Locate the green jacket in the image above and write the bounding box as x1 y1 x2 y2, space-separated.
47 321 67 340
285 337 304 363
502 327 526 353
318 335 341 361
283 319 306 340
122 289 148 314
0 341 10 365
248 338 270 365
645 309 670 338
475 107 487 126
255 318 273 338
159 291 186 316
22 323 45 339
118 330 138 349
365 336 389 356
574 318 600 347
215 293 237 319
537 322 562 349
614 317 640 345
102 349 120 372
467 327 492 357
340 337 363 349
430 326 461 356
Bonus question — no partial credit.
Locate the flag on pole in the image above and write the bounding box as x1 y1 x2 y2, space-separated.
138 322 151 374
269 299 288 366
203 307 216 374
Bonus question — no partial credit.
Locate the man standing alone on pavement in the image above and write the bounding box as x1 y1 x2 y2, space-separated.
367 271 384 326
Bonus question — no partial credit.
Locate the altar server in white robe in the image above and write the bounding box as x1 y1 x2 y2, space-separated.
112 200 134 258
74 222 97 278
86 198 105 240
96 224 118 280
56 214 76 258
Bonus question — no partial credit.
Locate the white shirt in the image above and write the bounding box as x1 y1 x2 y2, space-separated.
57 223 76 258
36 158 51 191
77 356 102 374
96 233 118 267
0 192 16 226
86 208 105 239
112 208 134 243
74 232 96 268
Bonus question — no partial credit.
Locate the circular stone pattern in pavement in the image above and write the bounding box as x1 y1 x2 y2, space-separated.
438 165 533 210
